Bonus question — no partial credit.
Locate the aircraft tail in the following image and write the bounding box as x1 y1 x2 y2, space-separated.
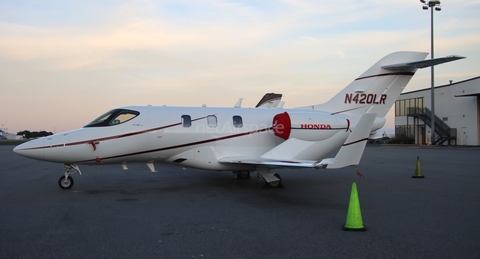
307 51 464 117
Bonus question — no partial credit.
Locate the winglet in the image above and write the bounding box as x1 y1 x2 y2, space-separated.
255 93 282 108
318 113 376 169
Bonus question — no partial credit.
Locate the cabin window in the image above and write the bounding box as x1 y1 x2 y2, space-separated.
84 109 140 127
182 115 191 127
207 115 217 128
233 115 243 128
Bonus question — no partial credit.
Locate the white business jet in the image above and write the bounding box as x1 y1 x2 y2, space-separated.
369 128 395 141
13 51 464 189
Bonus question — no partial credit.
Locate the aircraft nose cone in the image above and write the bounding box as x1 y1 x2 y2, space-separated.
13 144 27 156
13 139 45 161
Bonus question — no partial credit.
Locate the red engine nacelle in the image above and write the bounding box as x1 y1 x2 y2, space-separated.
272 112 349 141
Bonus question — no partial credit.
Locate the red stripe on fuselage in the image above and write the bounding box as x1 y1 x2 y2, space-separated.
16 116 209 151
74 127 274 163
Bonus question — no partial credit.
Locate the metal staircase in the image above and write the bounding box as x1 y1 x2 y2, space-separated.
407 107 456 145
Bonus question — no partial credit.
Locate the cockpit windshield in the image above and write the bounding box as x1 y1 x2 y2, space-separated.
84 109 140 127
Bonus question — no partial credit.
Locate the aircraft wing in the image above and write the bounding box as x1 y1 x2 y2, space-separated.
219 113 376 170
255 93 283 108
219 156 321 169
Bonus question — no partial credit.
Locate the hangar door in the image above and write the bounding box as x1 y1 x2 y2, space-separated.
461 127 468 145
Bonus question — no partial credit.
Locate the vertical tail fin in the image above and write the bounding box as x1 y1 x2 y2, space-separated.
310 52 429 117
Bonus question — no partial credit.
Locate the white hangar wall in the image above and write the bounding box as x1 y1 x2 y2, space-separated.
395 76 480 145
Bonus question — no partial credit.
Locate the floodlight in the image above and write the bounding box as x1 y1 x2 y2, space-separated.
419 0 443 145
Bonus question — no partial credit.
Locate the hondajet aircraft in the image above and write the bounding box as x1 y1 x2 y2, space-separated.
14 51 464 189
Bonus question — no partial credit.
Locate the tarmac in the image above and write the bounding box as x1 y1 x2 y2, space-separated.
1 144 479 258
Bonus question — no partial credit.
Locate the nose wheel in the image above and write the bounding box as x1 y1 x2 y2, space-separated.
58 164 81 189
58 175 74 189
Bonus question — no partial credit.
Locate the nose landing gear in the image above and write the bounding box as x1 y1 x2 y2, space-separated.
58 164 81 189
58 175 74 189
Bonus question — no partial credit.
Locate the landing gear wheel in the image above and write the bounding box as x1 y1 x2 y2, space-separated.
234 171 251 179
266 173 282 188
58 175 74 189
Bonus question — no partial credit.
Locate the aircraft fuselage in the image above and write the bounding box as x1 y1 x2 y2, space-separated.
14 106 352 171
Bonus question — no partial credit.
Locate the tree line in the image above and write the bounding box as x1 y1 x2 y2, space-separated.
17 130 53 139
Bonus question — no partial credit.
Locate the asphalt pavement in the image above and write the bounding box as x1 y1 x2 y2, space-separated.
1 144 479 258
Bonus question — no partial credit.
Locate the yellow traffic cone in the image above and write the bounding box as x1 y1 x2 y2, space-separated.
343 182 366 231
412 156 425 178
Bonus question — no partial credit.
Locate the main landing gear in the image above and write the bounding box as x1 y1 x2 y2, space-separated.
234 169 282 188
257 168 283 188
58 164 82 189
233 170 251 179
258 172 282 188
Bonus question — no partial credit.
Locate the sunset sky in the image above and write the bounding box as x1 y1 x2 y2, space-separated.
1 0 479 134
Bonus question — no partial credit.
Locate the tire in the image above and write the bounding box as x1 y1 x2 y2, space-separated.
266 173 282 188
234 171 251 179
58 175 74 189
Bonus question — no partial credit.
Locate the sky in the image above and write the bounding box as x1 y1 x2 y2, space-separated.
1 0 479 134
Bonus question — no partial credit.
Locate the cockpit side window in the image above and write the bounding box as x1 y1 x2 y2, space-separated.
84 109 140 127
111 112 138 125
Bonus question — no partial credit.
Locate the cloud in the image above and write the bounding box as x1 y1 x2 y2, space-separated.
0 0 478 133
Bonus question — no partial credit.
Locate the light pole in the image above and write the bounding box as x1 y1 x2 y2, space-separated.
420 0 441 145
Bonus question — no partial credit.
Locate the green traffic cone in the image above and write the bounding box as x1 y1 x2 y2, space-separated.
343 182 366 231
412 156 425 178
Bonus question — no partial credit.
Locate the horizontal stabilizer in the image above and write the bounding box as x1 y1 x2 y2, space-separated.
382 55 465 71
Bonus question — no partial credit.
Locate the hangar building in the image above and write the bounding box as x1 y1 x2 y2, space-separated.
395 76 480 146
